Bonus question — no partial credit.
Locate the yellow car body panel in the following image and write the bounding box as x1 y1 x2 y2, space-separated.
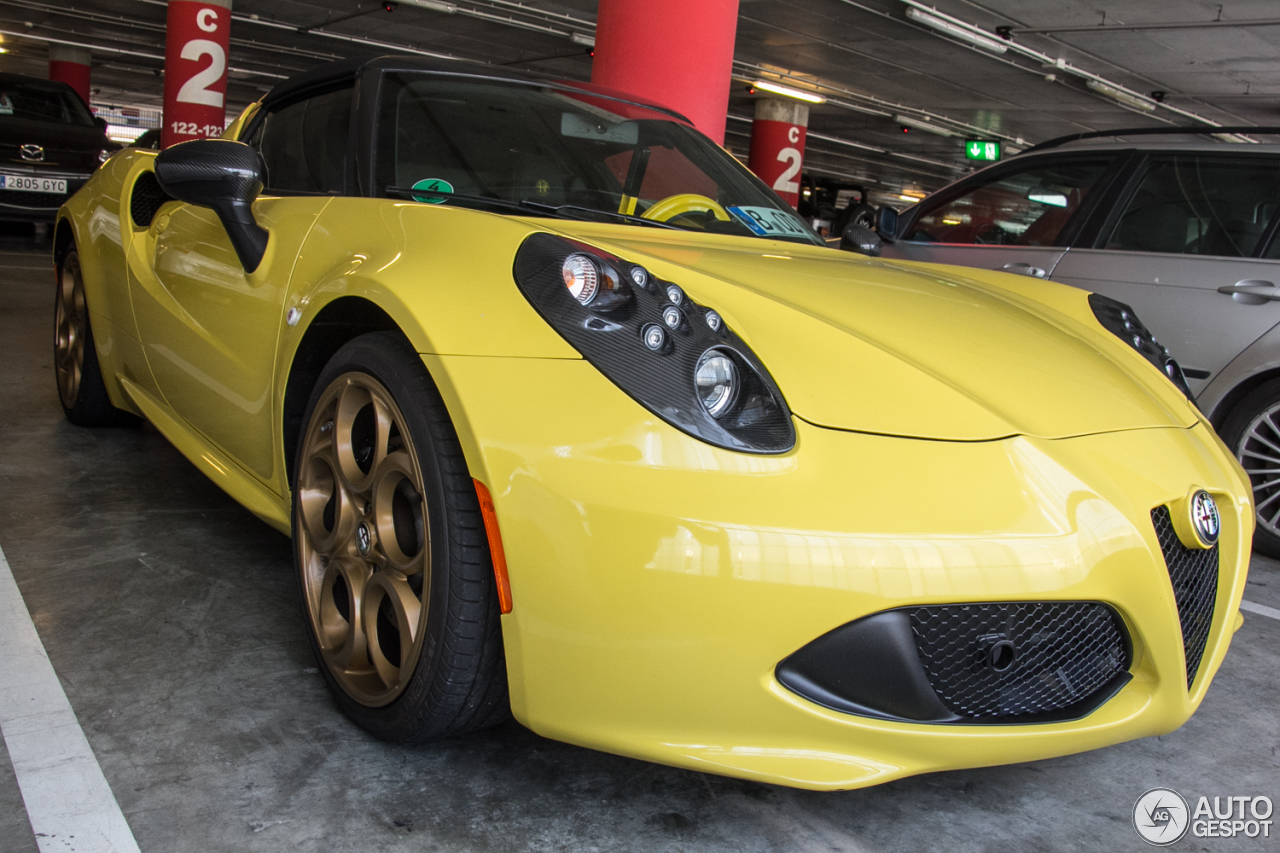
57 150 1253 790
425 353 1250 789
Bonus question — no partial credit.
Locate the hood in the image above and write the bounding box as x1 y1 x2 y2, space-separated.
0 117 107 173
538 224 1196 441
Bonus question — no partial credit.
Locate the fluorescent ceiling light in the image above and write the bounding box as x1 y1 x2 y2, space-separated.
753 80 827 104
570 32 594 47
905 7 1008 55
1212 133 1252 143
399 0 458 13
894 115 955 137
1086 79 1156 112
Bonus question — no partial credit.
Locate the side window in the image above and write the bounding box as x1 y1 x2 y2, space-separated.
1103 154 1280 257
245 86 353 193
905 157 1113 246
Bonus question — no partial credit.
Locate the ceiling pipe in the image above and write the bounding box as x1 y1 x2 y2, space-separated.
897 0 1242 131
1012 18 1280 34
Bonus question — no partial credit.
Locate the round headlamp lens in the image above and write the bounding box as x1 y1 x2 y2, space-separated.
662 306 681 329
562 254 599 304
705 310 722 332
630 266 649 288
666 284 683 305
695 350 738 419
642 323 667 351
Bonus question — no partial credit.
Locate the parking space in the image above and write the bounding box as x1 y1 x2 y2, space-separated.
1 247 1277 851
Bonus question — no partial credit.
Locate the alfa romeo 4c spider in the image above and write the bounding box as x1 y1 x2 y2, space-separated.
53 55 1251 790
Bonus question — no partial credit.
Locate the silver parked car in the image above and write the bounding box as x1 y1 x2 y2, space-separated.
863 129 1280 556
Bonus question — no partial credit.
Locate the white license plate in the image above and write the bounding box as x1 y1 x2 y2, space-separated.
0 174 67 194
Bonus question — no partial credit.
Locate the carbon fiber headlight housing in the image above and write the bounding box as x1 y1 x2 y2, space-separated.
513 233 796 454
1088 293 1194 401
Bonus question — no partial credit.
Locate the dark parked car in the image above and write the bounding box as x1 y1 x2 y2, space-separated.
0 72 114 222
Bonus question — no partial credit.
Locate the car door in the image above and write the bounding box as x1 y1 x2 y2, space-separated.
1050 152 1280 396
883 153 1123 281
128 84 353 484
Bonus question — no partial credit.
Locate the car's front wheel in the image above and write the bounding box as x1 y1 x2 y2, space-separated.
1220 378 1280 558
293 332 509 740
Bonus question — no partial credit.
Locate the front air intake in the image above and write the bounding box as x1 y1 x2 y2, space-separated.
1150 505 1219 688
776 601 1132 725
909 602 1131 720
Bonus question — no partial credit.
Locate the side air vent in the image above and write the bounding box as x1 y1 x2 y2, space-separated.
130 171 172 228
1151 505 1219 688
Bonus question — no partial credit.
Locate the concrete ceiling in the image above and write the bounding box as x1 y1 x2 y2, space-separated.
1 0 1278 201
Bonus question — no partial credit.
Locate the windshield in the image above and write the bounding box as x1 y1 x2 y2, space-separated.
0 81 94 126
376 74 821 244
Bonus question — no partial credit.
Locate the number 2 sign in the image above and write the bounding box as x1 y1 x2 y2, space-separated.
747 119 808 209
162 0 232 149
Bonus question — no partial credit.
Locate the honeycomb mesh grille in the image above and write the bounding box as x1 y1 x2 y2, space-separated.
129 172 171 228
1151 505 1219 688
0 189 66 209
909 602 1129 721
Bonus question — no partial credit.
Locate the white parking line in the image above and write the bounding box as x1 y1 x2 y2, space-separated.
1241 599 1280 621
0 544 140 853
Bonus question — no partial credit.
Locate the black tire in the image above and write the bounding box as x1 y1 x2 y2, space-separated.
54 248 140 427
1219 378 1280 559
292 331 509 741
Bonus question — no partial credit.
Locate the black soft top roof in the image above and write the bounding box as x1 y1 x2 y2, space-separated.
259 54 689 122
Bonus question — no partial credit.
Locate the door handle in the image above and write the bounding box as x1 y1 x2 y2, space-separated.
1217 279 1277 305
999 262 1047 279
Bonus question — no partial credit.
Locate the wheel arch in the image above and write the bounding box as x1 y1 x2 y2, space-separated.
279 295 489 492
1207 366 1280 431
53 214 75 265
281 296 399 486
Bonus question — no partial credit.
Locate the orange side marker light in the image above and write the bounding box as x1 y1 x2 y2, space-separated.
473 479 513 614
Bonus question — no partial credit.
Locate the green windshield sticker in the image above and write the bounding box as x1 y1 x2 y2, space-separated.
411 178 455 203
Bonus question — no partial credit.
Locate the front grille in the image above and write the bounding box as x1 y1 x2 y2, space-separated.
1151 506 1219 688
0 189 66 209
909 602 1130 721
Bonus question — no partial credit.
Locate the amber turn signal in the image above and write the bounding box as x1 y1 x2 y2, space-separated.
473 479 513 614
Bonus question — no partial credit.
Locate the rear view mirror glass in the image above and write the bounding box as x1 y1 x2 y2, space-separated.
1027 190 1069 208
561 113 639 144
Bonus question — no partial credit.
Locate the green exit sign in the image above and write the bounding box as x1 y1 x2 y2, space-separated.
965 140 1001 161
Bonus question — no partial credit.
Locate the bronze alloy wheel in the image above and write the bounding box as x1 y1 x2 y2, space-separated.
296 371 432 707
54 251 88 410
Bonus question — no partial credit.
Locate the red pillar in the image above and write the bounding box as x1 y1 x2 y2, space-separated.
48 46 91 106
748 98 809 208
591 0 739 145
162 0 232 148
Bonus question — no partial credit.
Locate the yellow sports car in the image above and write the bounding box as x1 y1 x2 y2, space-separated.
54 56 1251 790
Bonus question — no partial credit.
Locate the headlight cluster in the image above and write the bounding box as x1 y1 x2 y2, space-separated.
1088 293 1194 401
513 233 795 453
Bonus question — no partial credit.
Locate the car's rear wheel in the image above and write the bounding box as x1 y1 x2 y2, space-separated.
54 248 138 427
293 332 508 741
1220 378 1280 558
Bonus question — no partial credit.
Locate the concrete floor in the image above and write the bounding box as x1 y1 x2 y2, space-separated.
0 242 1277 853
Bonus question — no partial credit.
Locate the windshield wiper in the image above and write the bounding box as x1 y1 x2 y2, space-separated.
384 186 680 230
515 199 680 230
